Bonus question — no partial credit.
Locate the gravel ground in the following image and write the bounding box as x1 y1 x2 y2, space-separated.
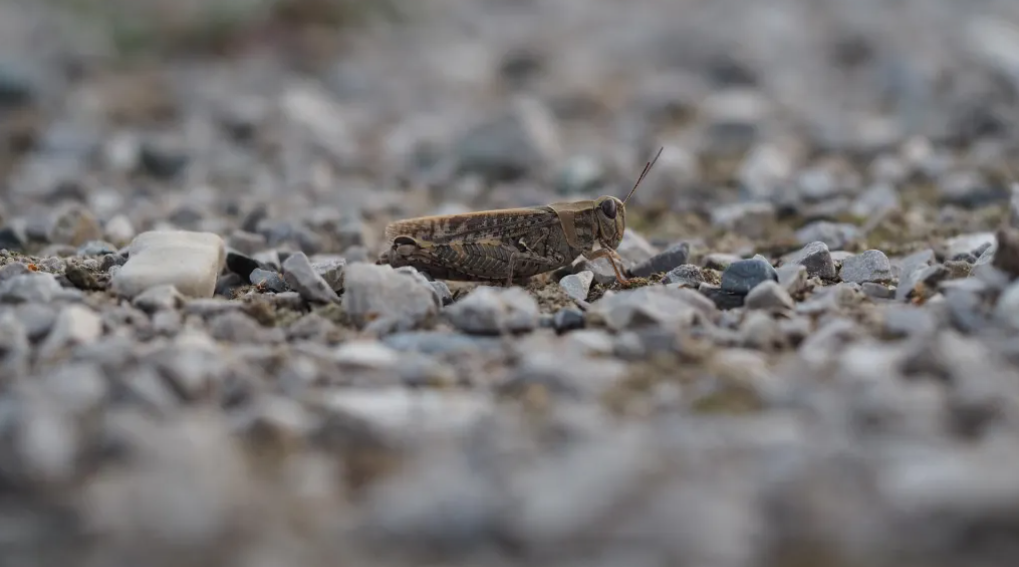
3 0 1019 566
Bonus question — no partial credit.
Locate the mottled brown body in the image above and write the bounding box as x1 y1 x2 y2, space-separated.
378 148 663 286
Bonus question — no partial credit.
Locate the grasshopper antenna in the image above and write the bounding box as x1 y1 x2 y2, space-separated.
622 146 664 205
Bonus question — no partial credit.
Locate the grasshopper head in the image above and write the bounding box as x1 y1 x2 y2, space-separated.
593 195 626 249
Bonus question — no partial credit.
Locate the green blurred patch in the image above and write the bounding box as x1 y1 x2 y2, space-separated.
43 0 409 61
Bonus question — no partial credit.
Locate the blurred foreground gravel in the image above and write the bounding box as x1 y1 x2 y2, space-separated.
3 0 1019 565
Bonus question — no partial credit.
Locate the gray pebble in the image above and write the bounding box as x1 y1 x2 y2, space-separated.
744 280 795 311
795 221 861 249
663 264 706 287
775 264 810 296
559 271 593 302
15 303 56 341
343 264 442 332
282 251 340 304
861 282 895 300
840 250 893 283
310 258 346 292
444 286 539 335
133 284 185 313
782 241 837 280
721 255 778 294
882 305 937 338
0 273 71 304
709 202 776 239
553 308 585 334
429 281 453 306
629 242 690 278
250 268 287 293
38 304 103 357
382 331 503 355
0 262 29 283
590 286 709 331
76 240 118 256
48 205 102 246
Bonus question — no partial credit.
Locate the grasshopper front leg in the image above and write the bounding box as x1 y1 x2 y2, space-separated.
583 247 629 285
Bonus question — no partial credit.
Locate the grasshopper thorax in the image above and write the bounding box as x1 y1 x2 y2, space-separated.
593 195 626 250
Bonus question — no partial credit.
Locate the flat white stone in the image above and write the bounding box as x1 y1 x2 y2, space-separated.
112 230 226 299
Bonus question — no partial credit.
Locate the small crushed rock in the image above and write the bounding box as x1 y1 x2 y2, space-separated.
1 2 1019 566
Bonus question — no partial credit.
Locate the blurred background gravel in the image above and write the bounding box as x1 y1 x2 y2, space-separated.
3 0 1019 566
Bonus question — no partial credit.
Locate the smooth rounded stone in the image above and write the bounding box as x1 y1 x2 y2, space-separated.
775 264 810 296
502 350 628 399
590 286 709 331
452 97 561 182
943 289 987 334
310 258 346 291
249 268 287 293
0 225 26 252
703 253 741 270
738 143 794 200
334 340 400 369
445 286 539 335
629 241 690 278
744 280 795 311
317 387 493 438
344 264 443 332
721 255 778 294
0 261 29 282
795 221 860 249
850 182 900 219
285 312 337 342
553 308 585 334
0 272 77 304
559 271 593 303
699 285 746 310
139 136 189 179
151 310 183 336
0 311 29 365
40 362 108 413
709 202 776 239
47 205 102 246
13 399 78 485
38 304 103 357
182 298 243 319
112 230 226 299
76 240 118 257
861 282 895 300
781 241 837 280
882 305 938 338
740 310 786 351
382 331 503 355
663 264 706 287
14 303 56 341
840 250 893 283
132 284 186 314
281 251 339 304
225 230 267 256
209 311 283 344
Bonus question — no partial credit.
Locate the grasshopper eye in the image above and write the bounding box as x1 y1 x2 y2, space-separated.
599 199 617 219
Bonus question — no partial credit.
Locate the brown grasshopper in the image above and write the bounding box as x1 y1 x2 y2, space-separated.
378 147 663 286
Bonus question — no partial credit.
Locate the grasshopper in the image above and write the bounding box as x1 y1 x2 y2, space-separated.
379 147 663 286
